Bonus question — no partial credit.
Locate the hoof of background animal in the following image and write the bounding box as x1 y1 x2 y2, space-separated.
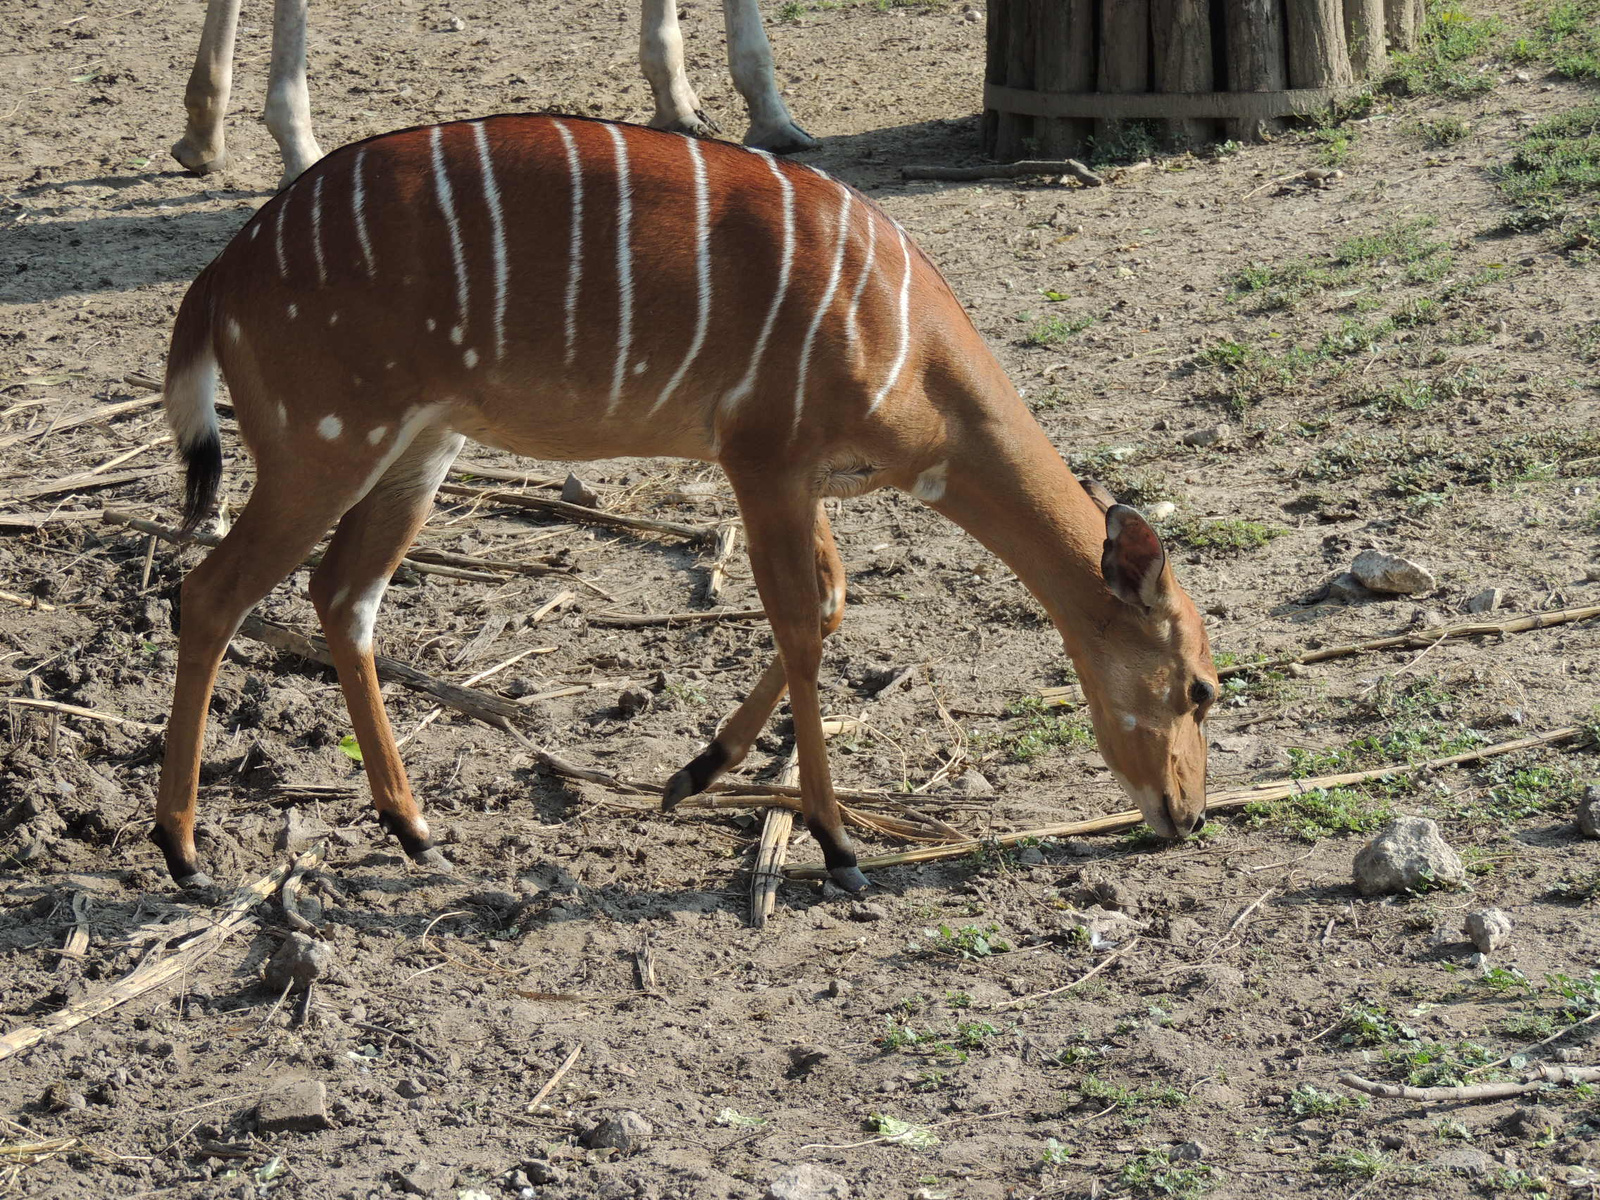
410 845 454 873
171 137 228 176
650 114 720 140
745 120 820 154
829 864 871 894
661 743 727 812
176 870 217 890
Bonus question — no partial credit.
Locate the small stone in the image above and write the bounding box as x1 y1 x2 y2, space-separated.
951 768 995 797
1463 908 1512 953
560 472 600 507
256 1079 331 1133
1524 329 1546 347
1352 549 1436 595
1465 587 1503 615
848 902 887 922
1170 1141 1206 1161
395 1078 428 1099
826 978 852 998
1504 1106 1559 1140
263 932 333 991
787 1044 832 1074
1182 424 1230 448
1513 70 1532 82
1433 1147 1494 1177
1327 572 1371 604
962 6 980 19
765 1163 851 1200
1015 845 1045 865
396 1162 453 1195
1577 785 1600 839
520 1160 566 1186
1147 500 1177 521
1353 817 1465 896
1585 564 1600 583
41 1083 86 1113
583 1110 653 1155
441 14 464 31
1060 904 1147 947
617 686 652 717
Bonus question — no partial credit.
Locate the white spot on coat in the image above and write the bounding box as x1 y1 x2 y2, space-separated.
318 414 343 440
287 303 299 320
226 318 242 343
463 348 479 369
367 425 388 445
911 461 947 502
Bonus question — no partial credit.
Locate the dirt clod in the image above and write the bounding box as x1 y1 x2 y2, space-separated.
1352 550 1437 595
583 1110 654 1155
263 931 334 991
1353 817 1465 895
1504 1106 1560 1140
256 1078 331 1133
1464 908 1513 953
765 1164 851 1200
1578 785 1600 839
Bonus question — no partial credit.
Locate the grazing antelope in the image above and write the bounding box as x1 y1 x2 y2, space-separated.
174 0 816 189
152 114 1217 893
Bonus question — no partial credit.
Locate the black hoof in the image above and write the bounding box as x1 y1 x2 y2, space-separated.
149 824 207 889
378 812 437 860
829 865 871 894
411 845 453 873
662 742 728 812
177 871 217 890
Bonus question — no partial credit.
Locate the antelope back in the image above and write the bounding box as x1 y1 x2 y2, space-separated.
204 116 950 470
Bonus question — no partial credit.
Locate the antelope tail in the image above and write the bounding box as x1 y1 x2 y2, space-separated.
162 265 224 535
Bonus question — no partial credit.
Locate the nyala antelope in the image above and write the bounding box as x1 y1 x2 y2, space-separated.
153 114 1218 892
175 0 816 189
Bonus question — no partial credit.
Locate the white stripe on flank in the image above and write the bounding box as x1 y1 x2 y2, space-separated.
430 125 471 344
273 187 290 279
553 120 584 367
721 151 794 417
843 206 878 347
472 122 508 362
652 136 712 415
352 147 376 278
604 124 635 416
310 174 328 285
867 227 913 413
792 184 855 436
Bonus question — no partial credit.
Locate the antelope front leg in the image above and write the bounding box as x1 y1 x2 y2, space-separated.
725 482 865 893
639 0 720 138
664 504 843 806
264 0 324 187
722 0 818 153
173 0 243 174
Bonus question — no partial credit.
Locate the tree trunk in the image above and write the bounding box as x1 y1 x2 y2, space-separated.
1343 0 1386 76
1224 0 1288 140
1384 0 1418 54
1151 0 1216 149
1034 0 1096 157
1097 0 1151 148
1286 0 1354 88
996 0 1039 160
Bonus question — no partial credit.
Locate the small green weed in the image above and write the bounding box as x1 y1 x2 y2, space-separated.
1384 3 1501 97
1117 1149 1213 1199
1510 0 1600 82
976 695 1095 763
1419 117 1472 148
1337 1001 1418 1047
920 924 1013 960
1040 1138 1073 1167
1552 866 1600 903
866 1112 939 1149
1383 1039 1496 1087
1024 312 1097 346
1287 1084 1369 1118
1162 518 1286 554
1316 1149 1389 1179
1494 103 1600 250
1244 787 1394 842
1080 1075 1189 1112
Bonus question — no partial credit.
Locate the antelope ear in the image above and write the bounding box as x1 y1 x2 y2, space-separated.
1102 504 1171 611
1080 477 1117 514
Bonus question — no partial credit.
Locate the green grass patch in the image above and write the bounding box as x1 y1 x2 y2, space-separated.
1161 518 1286 554
1024 311 1097 346
1287 1084 1370 1118
975 696 1095 763
1230 217 1453 311
1117 1150 1213 1199
1245 787 1396 842
1080 1075 1190 1112
1494 103 1600 254
1383 2 1502 97
1510 0 1600 82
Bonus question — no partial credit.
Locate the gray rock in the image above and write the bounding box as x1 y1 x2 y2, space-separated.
1353 817 1464 895
617 686 652 717
1578 785 1600 839
560 472 600 507
1327 572 1371 604
1170 1141 1207 1161
1352 550 1437 595
396 1162 454 1195
583 1110 653 1155
765 1164 851 1200
520 1160 567 1185
263 932 333 991
1464 908 1513 953
395 1077 428 1099
1182 424 1231 448
1585 564 1600 583
256 1079 331 1133
1433 1147 1494 1177
1465 587 1504 615
1147 500 1177 521
951 768 995 797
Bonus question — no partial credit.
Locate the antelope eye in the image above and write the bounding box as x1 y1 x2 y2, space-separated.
1189 679 1217 709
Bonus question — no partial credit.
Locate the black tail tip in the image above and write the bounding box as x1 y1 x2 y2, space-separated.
177 431 222 536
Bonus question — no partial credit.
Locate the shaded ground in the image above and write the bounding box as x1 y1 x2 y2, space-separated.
2 0 1599 1197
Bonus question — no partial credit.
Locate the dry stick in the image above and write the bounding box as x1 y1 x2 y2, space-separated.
1339 1065 1600 1103
0 849 321 1062
404 545 579 581
0 591 56 612
1468 1009 1600 1076
525 1043 584 1112
750 747 800 929
396 645 550 750
0 393 164 450
436 482 717 544
352 1021 442 1064
237 616 527 724
994 937 1142 1010
449 460 565 489
3 467 169 503
705 522 739 604
588 607 766 628
902 160 1105 186
279 848 322 935
1215 603 1600 678
54 893 90 967
2 697 161 732
782 725 1592 879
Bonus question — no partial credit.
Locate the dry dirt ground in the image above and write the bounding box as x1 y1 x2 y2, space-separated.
3 0 1600 1197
